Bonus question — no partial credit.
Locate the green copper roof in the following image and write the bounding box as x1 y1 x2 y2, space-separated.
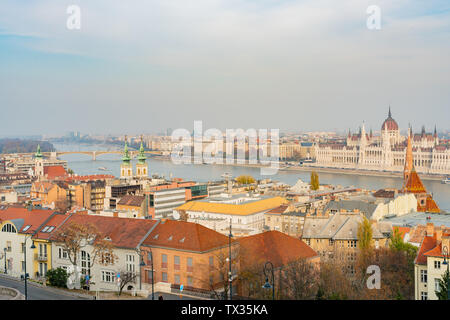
122 140 131 163
35 144 43 158
137 140 146 164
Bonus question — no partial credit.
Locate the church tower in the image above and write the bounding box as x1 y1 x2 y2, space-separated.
403 127 413 185
34 144 44 179
358 122 367 166
135 136 148 178
120 136 133 179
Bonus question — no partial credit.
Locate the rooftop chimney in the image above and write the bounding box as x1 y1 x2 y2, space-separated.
426 222 434 237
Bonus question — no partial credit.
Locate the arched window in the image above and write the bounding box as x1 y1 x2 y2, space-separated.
1 223 16 233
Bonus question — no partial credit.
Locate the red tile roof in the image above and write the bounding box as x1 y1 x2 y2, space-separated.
415 233 438 265
44 166 68 179
51 213 158 249
117 195 145 207
394 226 410 241
142 220 231 252
238 231 318 270
423 243 443 259
266 205 289 215
0 207 58 235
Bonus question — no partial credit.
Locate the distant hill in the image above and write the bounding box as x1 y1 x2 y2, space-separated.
0 139 55 154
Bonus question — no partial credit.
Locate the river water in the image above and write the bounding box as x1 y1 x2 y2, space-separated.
53 143 450 212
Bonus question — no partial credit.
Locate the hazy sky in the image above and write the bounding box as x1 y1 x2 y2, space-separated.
0 0 449 137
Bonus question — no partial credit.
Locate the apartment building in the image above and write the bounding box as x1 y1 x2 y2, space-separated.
414 223 450 300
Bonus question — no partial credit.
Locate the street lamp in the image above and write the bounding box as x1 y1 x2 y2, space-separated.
442 246 450 300
262 261 275 300
228 219 233 301
24 237 36 300
3 247 6 274
146 250 155 300
139 252 146 291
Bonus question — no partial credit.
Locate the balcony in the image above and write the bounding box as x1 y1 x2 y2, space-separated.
35 254 48 262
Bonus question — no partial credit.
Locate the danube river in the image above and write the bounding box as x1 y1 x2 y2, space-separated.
53 143 450 212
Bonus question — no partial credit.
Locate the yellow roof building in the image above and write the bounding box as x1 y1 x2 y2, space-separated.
175 196 288 216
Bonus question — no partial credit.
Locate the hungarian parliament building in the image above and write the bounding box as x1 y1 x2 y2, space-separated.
312 109 450 175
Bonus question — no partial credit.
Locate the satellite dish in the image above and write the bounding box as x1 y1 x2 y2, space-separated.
173 211 180 220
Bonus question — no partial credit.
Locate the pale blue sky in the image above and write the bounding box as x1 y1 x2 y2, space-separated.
0 0 449 136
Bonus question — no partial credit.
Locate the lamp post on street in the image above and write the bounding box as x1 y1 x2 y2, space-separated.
24 236 36 300
228 219 233 300
3 248 6 274
139 252 146 291
149 250 154 300
442 246 450 300
262 261 275 300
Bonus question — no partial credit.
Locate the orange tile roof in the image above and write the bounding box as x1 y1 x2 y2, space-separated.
423 243 443 259
33 213 71 240
142 220 231 252
32 181 55 193
266 205 289 215
44 165 68 179
51 213 158 249
403 169 427 194
117 195 145 207
409 225 427 243
238 231 318 269
415 233 438 265
393 226 410 241
0 207 58 235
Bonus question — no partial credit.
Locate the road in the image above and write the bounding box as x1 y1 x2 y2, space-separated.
0 276 89 300
150 292 203 300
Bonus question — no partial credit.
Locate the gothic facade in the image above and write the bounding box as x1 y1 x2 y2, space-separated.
313 109 450 175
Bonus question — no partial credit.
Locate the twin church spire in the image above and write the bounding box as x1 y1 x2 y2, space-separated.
120 135 148 179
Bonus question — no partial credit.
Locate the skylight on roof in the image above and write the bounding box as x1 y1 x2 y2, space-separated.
179 237 185 243
47 226 55 232
42 226 50 232
22 225 31 232
153 234 159 239
168 236 172 241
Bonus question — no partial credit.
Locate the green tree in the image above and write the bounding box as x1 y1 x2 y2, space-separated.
46 267 68 288
236 175 255 185
389 227 417 259
357 216 373 251
435 269 450 300
310 171 319 191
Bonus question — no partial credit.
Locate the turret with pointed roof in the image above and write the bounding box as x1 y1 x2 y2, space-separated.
35 144 43 159
122 137 131 164
137 138 146 164
135 135 148 178
34 144 44 178
120 136 133 179
402 128 440 213
403 128 413 183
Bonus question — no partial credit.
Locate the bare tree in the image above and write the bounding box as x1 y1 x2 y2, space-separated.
278 258 319 300
117 270 138 296
193 245 240 300
52 222 117 288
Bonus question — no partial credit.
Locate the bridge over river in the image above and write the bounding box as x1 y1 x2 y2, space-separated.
13 150 163 161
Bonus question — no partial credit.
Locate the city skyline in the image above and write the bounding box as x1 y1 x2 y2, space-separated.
0 0 449 136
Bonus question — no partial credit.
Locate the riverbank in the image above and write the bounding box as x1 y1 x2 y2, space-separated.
151 155 446 182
